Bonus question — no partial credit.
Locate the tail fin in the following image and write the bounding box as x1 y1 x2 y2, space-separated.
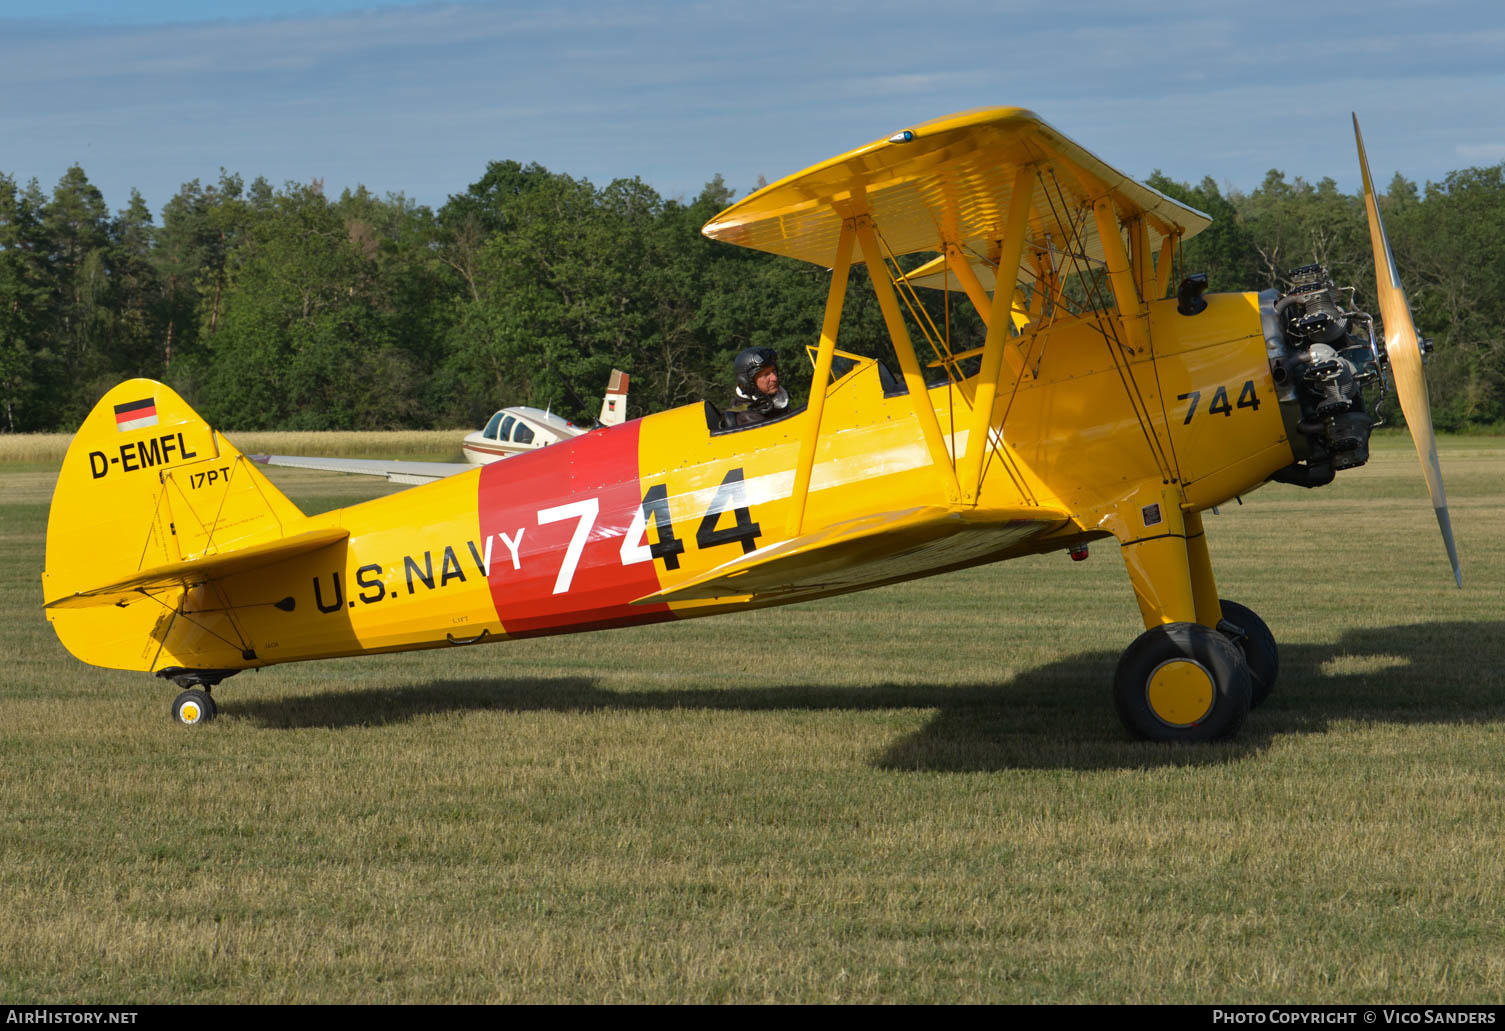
43 380 316 672
598 369 629 427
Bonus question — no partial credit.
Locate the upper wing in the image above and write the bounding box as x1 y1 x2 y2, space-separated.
250 454 473 485
702 107 1209 271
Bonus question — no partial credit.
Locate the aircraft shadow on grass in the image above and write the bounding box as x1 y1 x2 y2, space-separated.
231 621 1505 772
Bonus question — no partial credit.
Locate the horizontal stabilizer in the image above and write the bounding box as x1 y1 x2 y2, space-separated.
633 505 1067 605
45 527 349 610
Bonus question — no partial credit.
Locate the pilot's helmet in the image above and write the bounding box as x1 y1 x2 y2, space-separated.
734 347 779 398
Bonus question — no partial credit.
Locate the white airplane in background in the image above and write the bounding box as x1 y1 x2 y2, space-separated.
463 369 630 464
253 369 629 485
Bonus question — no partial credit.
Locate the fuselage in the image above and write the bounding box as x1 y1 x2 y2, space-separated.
40 104 1416 746
84 290 1291 674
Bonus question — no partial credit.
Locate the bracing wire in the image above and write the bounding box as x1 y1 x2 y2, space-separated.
1036 168 1176 483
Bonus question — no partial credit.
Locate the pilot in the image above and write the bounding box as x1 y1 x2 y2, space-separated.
727 347 790 427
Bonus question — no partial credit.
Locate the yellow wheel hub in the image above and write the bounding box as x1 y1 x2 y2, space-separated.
1146 659 1215 727
180 701 201 724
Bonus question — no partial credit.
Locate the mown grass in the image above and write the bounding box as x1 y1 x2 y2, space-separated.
3 436 1503 1003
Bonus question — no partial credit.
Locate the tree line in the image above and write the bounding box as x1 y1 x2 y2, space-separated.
2 155 1503 433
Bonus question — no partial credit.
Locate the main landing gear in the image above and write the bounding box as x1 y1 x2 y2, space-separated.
1112 600 1277 743
1217 600 1278 709
158 667 239 726
171 689 216 725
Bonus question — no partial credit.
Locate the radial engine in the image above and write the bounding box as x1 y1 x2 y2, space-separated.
1263 263 1392 488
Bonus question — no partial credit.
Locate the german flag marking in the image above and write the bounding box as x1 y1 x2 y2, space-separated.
113 398 158 433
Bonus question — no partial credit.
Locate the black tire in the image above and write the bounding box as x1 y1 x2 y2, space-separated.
1114 622 1251 742
1218 600 1278 709
171 689 216 726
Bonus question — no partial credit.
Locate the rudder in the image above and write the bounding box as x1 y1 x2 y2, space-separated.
43 380 309 672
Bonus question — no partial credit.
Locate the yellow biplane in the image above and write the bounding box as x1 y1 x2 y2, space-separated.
42 108 1458 742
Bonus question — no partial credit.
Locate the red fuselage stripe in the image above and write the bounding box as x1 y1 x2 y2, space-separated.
476 420 673 635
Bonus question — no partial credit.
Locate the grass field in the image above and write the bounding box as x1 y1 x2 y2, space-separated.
3 435 1503 1003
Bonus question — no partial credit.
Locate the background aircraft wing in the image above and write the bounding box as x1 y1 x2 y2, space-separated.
249 454 472 485
633 504 1069 605
701 107 1210 270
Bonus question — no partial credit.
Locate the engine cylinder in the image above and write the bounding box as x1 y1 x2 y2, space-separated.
1262 265 1377 485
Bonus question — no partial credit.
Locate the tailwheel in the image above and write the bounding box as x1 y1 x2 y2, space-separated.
1218 600 1278 709
171 689 217 726
1114 623 1251 742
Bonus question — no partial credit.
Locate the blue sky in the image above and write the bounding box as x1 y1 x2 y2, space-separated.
3 0 1503 218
